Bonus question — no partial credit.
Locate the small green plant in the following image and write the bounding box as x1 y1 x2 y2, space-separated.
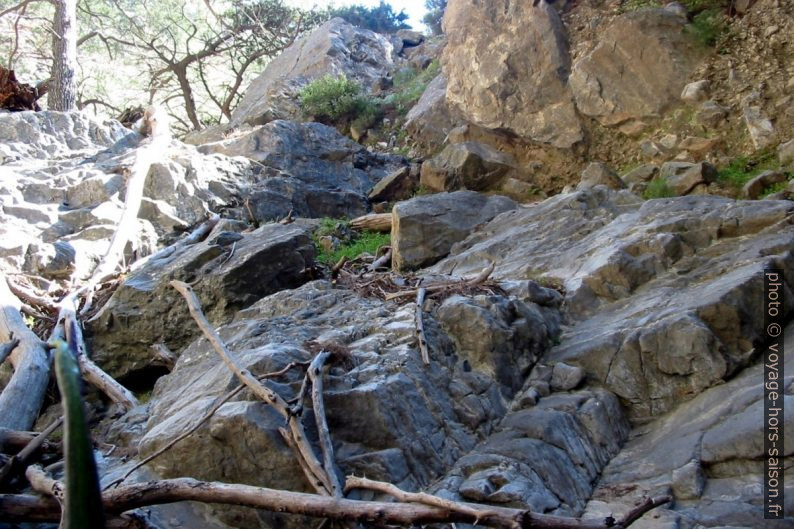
643 178 676 199
314 230 391 265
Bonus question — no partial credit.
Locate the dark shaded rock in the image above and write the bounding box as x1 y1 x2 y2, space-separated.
87 223 315 378
200 120 406 220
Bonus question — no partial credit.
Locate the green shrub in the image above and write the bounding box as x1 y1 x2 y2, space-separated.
643 178 676 199
299 75 363 122
688 9 725 47
328 1 410 33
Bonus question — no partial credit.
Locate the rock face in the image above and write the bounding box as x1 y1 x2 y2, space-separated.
584 328 794 529
430 188 794 419
403 74 463 152
570 9 701 127
442 1 582 148
0 110 127 160
231 18 395 127
87 222 315 379
0 111 257 279
138 280 567 527
391 191 517 271
199 120 406 220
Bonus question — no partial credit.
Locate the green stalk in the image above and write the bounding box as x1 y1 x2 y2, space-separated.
52 339 105 529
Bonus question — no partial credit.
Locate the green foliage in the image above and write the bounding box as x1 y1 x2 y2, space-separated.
51 339 105 529
314 229 391 265
423 0 447 35
761 181 789 198
389 60 441 114
643 178 677 199
328 1 410 33
717 150 778 187
687 9 725 47
299 75 365 122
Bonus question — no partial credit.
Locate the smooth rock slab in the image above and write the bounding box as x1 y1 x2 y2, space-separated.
584 327 794 528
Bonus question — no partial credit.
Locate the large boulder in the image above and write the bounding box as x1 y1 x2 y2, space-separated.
199 120 406 220
430 188 794 419
392 191 518 271
231 18 395 127
442 1 582 148
570 8 702 127
419 142 530 195
87 222 315 379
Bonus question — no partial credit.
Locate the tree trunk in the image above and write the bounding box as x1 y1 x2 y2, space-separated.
48 0 77 111
173 65 202 131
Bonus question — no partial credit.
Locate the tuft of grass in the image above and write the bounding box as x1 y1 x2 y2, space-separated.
717 150 778 188
760 179 791 198
643 177 677 199
314 230 390 265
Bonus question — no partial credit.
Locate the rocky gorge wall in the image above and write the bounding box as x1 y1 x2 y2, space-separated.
0 1 793 528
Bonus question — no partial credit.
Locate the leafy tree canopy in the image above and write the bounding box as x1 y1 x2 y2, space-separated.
328 1 410 33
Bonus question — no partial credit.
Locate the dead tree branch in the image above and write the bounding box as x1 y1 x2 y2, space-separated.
0 476 672 528
307 351 342 497
170 280 333 496
415 287 430 365
0 417 63 487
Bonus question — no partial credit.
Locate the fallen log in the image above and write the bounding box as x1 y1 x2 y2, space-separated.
2 474 672 529
0 273 52 431
350 213 391 233
0 337 19 365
